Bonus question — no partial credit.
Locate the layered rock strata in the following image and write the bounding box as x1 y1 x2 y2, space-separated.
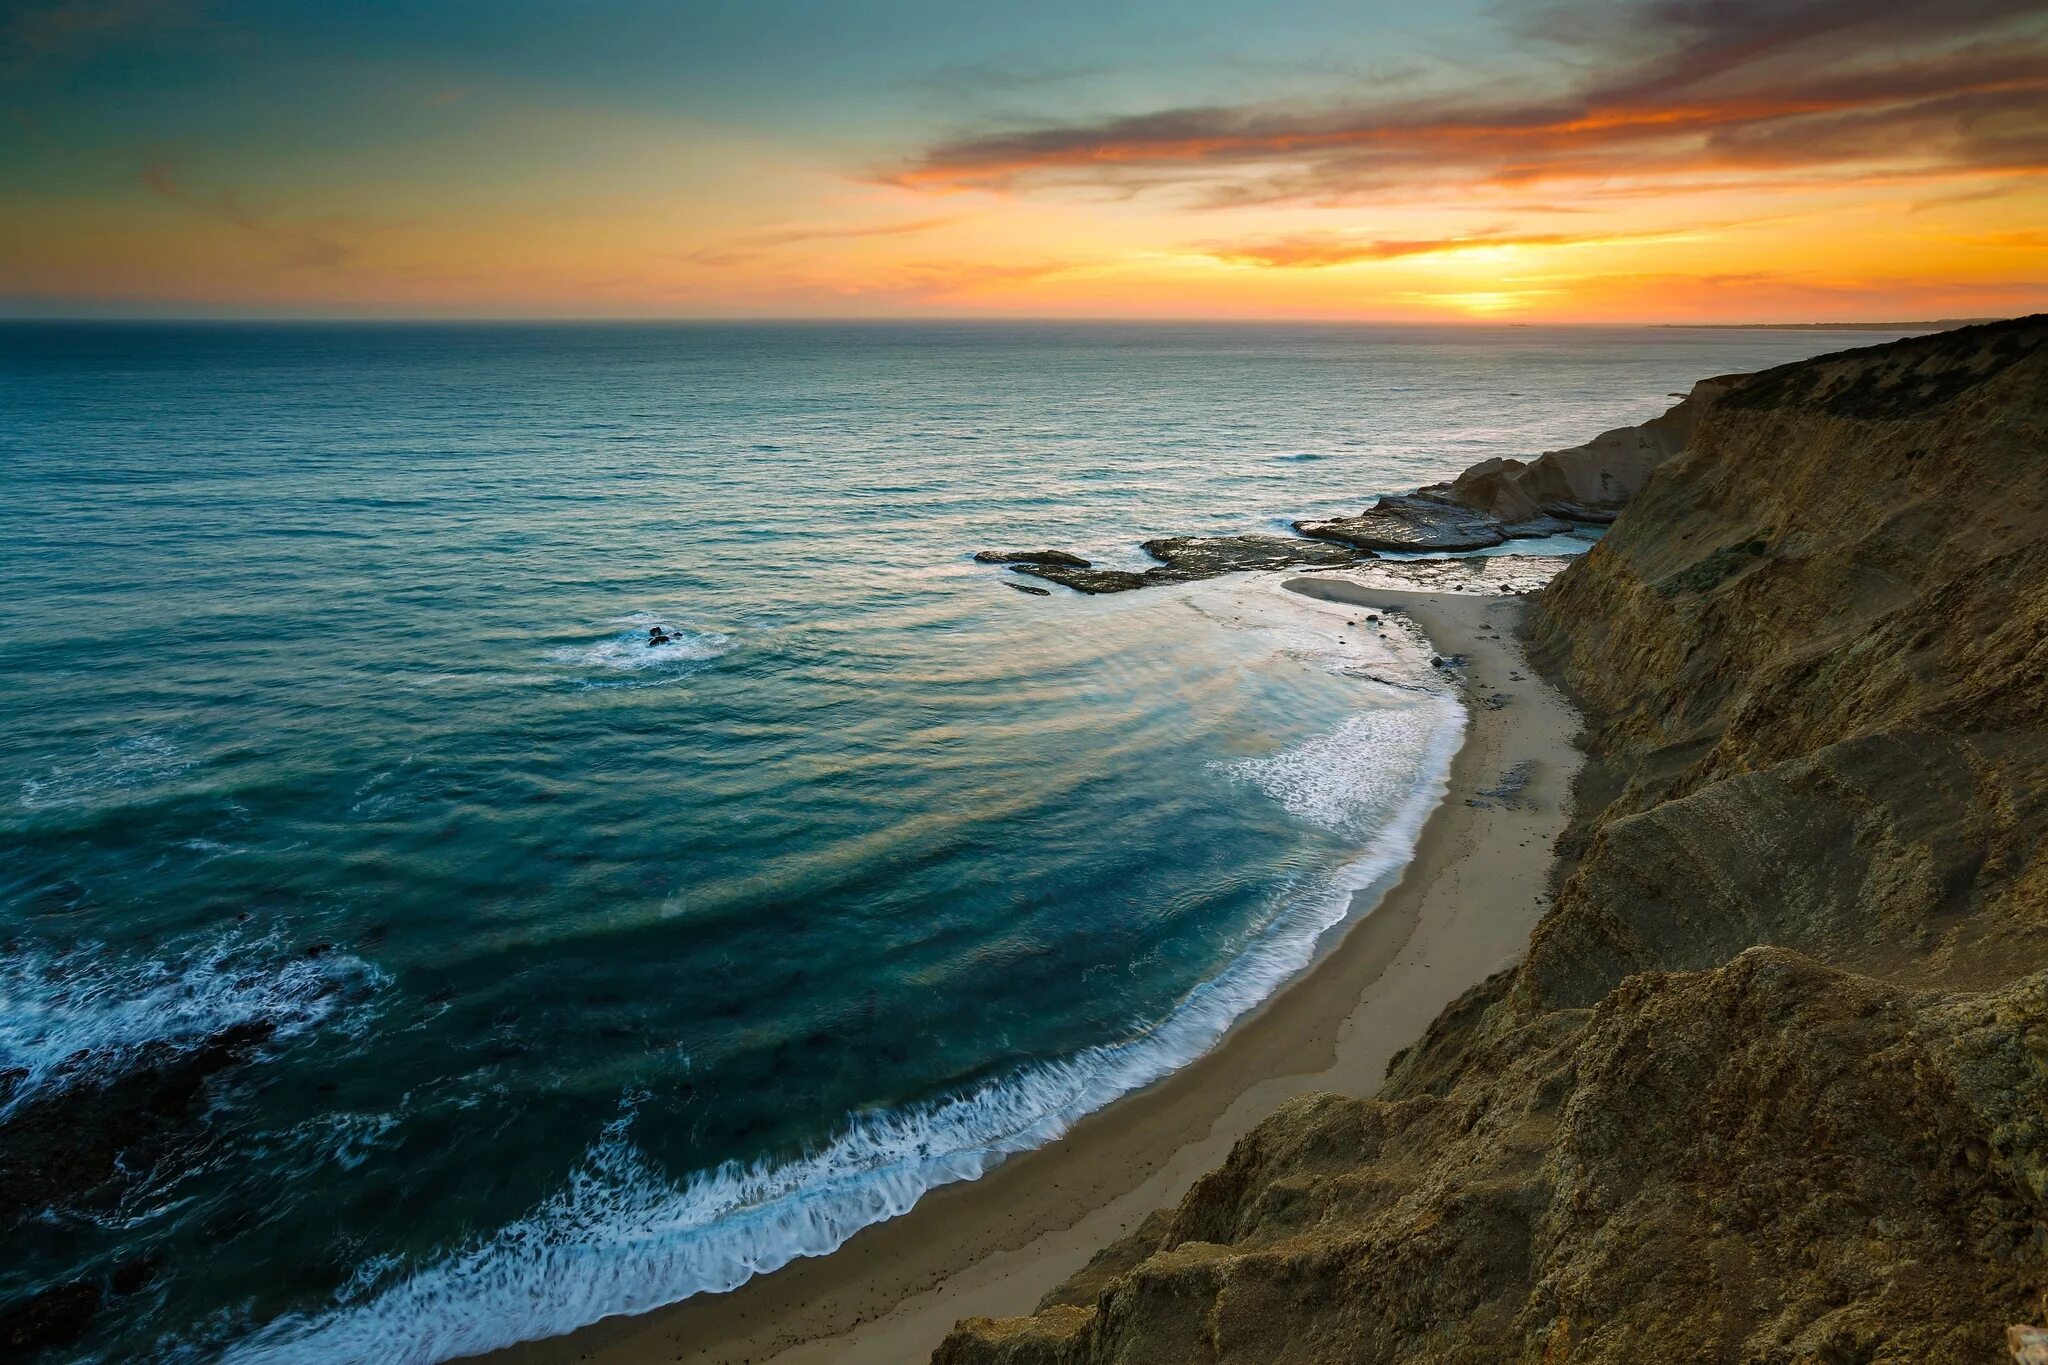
1421 373 1739 525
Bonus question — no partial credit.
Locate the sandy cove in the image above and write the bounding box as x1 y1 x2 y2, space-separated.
475 576 1584 1365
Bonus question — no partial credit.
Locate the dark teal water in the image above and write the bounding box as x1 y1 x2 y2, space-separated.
0 322 1877 1362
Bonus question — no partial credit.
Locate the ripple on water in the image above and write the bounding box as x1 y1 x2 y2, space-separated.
16 733 196 813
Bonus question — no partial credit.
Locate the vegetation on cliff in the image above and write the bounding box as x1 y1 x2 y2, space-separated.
937 316 2048 1364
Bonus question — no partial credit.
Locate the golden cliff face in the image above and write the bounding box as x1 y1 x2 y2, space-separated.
935 317 2048 1365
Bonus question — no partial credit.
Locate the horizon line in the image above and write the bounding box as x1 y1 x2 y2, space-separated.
0 313 2010 330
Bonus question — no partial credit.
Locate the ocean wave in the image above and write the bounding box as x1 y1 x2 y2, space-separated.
287 1109 403 1172
1223 701 1462 835
16 733 196 813
0 933 386 1120
216 689 1466 1365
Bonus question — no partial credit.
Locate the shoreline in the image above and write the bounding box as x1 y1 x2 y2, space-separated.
476 577 1584 1365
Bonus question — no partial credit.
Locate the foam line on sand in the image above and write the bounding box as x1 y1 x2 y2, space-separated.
477 579 1583 1365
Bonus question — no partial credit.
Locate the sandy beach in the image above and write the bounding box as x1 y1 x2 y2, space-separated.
477 575 1583 1365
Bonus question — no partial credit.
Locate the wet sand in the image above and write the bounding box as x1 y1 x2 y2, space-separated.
476 577 1582 1365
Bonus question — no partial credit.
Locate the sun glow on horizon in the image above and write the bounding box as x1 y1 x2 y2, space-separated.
2 0 2044 323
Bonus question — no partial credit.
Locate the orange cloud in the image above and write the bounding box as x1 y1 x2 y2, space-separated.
1200 226 1711 269
892 1 2048 206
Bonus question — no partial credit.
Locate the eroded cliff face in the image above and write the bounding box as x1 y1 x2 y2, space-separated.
935 317 2048 1365
1423 371 1740 525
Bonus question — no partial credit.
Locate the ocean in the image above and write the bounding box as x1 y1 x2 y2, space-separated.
0 320 1879 1362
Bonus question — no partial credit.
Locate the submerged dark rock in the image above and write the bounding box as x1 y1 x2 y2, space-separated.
108 1255 160 1297
0 1019 278 1228
1004 581 1052 596
973 549 1092 568
0 1280 100 1355
1294 494 1509 552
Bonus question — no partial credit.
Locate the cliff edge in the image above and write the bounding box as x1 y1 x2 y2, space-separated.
936 316 2048 1364
1421 370 1739 525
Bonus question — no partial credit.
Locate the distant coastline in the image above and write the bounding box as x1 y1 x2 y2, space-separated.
1656 317 2002 331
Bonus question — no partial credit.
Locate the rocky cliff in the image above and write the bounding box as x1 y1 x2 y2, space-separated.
1421 371 1739 525
936 316 2048 1364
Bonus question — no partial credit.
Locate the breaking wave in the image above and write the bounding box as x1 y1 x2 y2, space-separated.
1225 701 1463 836
219 667 1465 1365
0 932 385 1120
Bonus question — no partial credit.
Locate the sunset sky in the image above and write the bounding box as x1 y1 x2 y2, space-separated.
4 0 2045 321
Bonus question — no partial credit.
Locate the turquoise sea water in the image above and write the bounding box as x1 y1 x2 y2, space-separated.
1 322 1884 1362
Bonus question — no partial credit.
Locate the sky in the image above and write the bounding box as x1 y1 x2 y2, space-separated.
3 0 2045 321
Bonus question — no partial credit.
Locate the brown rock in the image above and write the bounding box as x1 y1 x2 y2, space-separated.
1422 371 1742 524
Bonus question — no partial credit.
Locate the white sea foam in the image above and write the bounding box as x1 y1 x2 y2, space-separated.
16 732 197 813
547 615 731 686
1225 704 1460 835
217 584 1467 1365
0 933 385 1119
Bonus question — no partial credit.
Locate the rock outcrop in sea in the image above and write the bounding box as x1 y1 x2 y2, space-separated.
1007 535 1368 594
978 380 1728 592
0 1021 280 1354
1294 493 1516 551
936 315 2048 1364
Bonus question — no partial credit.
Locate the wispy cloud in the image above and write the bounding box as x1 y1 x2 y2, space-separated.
141 159 360 269
897 57 1113 98
889 0 2048 206
1198 225 1715 268
1959 228 2048 249
687 216 960 267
